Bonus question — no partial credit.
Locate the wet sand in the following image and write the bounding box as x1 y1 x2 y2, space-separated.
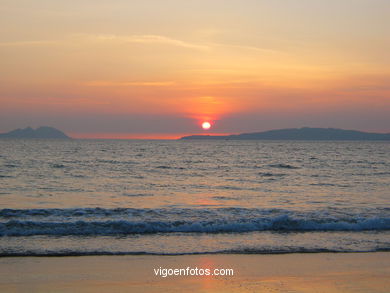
0 252 389 292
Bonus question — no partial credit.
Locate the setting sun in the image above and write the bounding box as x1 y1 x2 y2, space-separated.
202 122 211 130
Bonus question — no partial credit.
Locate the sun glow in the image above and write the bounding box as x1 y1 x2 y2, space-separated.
202 122 211 130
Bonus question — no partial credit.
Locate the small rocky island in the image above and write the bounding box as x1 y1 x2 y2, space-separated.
180 127 390 141
0 126 70 139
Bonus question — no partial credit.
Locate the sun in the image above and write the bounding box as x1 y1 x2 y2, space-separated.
202 121 211 130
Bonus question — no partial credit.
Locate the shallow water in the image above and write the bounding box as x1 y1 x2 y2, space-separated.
0 139 389 255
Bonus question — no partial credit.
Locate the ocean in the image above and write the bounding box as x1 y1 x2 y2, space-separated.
0 139 389 256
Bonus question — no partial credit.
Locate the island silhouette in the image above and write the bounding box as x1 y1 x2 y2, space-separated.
180 127 390 140
1 126 389 140
0 126 70 139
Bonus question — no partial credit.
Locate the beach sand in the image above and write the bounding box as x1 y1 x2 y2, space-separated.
0 252 389 292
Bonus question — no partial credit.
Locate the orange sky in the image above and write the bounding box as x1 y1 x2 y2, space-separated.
1 0 389 137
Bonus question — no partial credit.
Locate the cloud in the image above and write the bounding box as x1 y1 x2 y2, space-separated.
0 34 285 55
0 40 57 47
215 43 285 55
0 34 209 51
84 81 175 87
90 34 209 51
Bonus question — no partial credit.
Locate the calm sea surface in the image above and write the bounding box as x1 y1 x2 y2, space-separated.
0 139 389 255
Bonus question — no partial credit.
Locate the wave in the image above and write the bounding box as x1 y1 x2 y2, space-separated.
268 163 300 169
0 175 13 178
2 207 389 219
258 172 286 177
51 163 65 168
0 207 139 218
1 247 390 257
1 215 389 236
1 207 389 236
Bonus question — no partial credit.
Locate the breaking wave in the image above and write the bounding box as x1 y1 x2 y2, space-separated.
1 207 389 236
2 248 390 257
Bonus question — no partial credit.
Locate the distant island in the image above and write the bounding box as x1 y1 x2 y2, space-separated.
180 127 390 141
0 126 70 139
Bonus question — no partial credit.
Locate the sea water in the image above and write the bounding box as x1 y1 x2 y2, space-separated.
0 139 389 255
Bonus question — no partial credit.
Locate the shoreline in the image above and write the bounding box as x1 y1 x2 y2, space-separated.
1 249 389 257
1 252 389 292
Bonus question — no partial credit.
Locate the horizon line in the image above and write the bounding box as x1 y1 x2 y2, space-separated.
68 132 229 140
69 127 390 139
2 127 390 140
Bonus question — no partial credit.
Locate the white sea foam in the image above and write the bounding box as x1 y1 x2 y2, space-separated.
1 208 389 236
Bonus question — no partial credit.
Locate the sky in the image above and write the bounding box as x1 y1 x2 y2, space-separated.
0 0 389 138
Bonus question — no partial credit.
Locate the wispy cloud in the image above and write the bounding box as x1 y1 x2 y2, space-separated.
220 43 285 55
90 34 209 51
0 34 284 55
84 80 175 87
0 40 57 47
0 34 209 51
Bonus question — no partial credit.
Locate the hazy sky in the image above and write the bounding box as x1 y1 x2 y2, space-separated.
1 0 389 138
